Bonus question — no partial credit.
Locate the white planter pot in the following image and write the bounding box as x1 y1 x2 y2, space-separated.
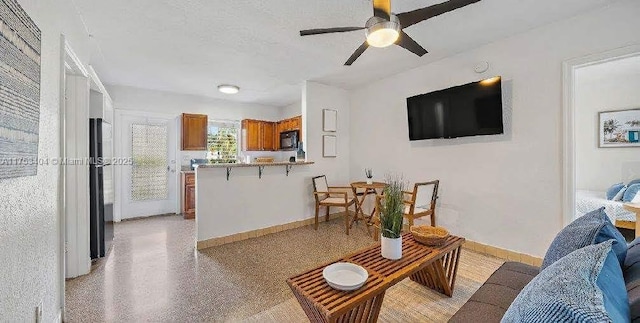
381 236 402 260
366 178 373 185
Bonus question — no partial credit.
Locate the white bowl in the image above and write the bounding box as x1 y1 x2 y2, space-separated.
322 262 368 291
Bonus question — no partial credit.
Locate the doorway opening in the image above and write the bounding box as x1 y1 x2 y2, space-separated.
114 111 178 221
563 45 640 237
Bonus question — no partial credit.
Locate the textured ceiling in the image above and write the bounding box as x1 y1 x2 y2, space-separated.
74 0 614 107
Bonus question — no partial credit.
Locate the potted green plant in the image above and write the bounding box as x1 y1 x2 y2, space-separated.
379 174 405 260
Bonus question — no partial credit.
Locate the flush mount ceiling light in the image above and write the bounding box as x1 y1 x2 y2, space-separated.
218 84 240 94
365 15 400 48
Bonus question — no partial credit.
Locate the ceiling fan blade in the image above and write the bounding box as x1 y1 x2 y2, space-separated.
395 31 428 57
300 27 364 36
373 0 391 19
344 42 369 66
397 0 481 29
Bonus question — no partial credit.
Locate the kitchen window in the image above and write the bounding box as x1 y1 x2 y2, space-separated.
207 121 240 163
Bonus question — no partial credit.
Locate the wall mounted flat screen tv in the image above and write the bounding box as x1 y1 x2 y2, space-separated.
407 77 503 141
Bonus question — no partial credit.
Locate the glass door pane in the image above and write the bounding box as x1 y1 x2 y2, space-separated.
130 124 168 201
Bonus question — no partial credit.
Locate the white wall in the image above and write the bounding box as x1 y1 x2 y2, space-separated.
348 0 640 257
575 67 640 191
1 0 90 321
303 81 351 215
281 100 301 120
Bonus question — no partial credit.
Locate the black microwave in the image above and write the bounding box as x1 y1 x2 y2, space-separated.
280 130 298 150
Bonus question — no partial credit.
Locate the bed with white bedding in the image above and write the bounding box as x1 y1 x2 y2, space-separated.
575 190 636 223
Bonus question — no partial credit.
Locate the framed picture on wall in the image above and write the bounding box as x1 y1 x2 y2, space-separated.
0 0 41 179
323 135 337 157
323 109 337 132
599 109 640 148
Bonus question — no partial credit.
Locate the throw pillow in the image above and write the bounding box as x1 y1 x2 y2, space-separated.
608 183 626 200
613 185 628 201
502 241 629 323
628 179 640 187
633 192 640 204
623 184 640 203
541 207 626 270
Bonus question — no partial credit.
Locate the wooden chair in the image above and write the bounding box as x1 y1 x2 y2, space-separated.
403 180 439 227
312 175 358 235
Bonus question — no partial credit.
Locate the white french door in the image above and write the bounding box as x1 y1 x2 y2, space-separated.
117 112 177 219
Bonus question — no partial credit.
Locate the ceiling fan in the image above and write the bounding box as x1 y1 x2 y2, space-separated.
299 0 482 65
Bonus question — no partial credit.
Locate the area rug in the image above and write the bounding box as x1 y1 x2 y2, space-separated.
241 249 504 322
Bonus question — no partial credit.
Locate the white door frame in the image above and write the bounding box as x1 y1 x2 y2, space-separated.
58 35 89 321
562 44 640 227
114 109 179 222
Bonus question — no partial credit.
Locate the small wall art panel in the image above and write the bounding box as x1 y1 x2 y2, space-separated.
599 109 640 148
323 109 337 132
323 135 337 157
0 0 41 179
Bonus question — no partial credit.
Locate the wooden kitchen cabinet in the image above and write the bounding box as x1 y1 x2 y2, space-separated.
242 116 301 151
262 121 276 151
181 113 208 150
181 172 196 219
242 119 276 151
242 119 262 151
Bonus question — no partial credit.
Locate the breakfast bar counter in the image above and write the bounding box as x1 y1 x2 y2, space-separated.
194 160 316 249
196 161 315 168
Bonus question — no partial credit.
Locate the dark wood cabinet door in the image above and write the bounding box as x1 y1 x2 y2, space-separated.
242 119 261 151
293 116 302 136
181 113 208 150
262 122 276 151
185 183 196 219
275 121 283 150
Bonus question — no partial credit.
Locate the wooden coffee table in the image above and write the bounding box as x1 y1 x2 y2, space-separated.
287 233 465 322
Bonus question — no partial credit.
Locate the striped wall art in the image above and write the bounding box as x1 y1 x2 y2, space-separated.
0 0 41 179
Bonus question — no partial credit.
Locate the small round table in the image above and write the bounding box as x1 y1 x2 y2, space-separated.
350 181 387 235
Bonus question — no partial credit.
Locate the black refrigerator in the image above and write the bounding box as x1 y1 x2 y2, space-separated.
89 118 114 259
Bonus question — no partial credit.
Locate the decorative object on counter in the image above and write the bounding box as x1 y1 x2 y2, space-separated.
323 135 337 158
322 262 368 291
323 109 337 132
599 109 640 147
411 226 450 246
296 141 306 161
255 157 275 163
379 174 406 260
365 168 373 185
0 0 41 179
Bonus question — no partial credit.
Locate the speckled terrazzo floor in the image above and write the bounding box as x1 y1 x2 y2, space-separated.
65 214 376 322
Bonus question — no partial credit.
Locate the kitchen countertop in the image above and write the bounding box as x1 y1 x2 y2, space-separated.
196 161 314 169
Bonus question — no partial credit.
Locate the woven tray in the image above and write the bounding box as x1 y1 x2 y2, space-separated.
410 226 450 246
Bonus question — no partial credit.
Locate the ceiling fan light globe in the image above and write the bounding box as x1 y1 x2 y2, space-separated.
365 15 401 48
366 28 399 48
